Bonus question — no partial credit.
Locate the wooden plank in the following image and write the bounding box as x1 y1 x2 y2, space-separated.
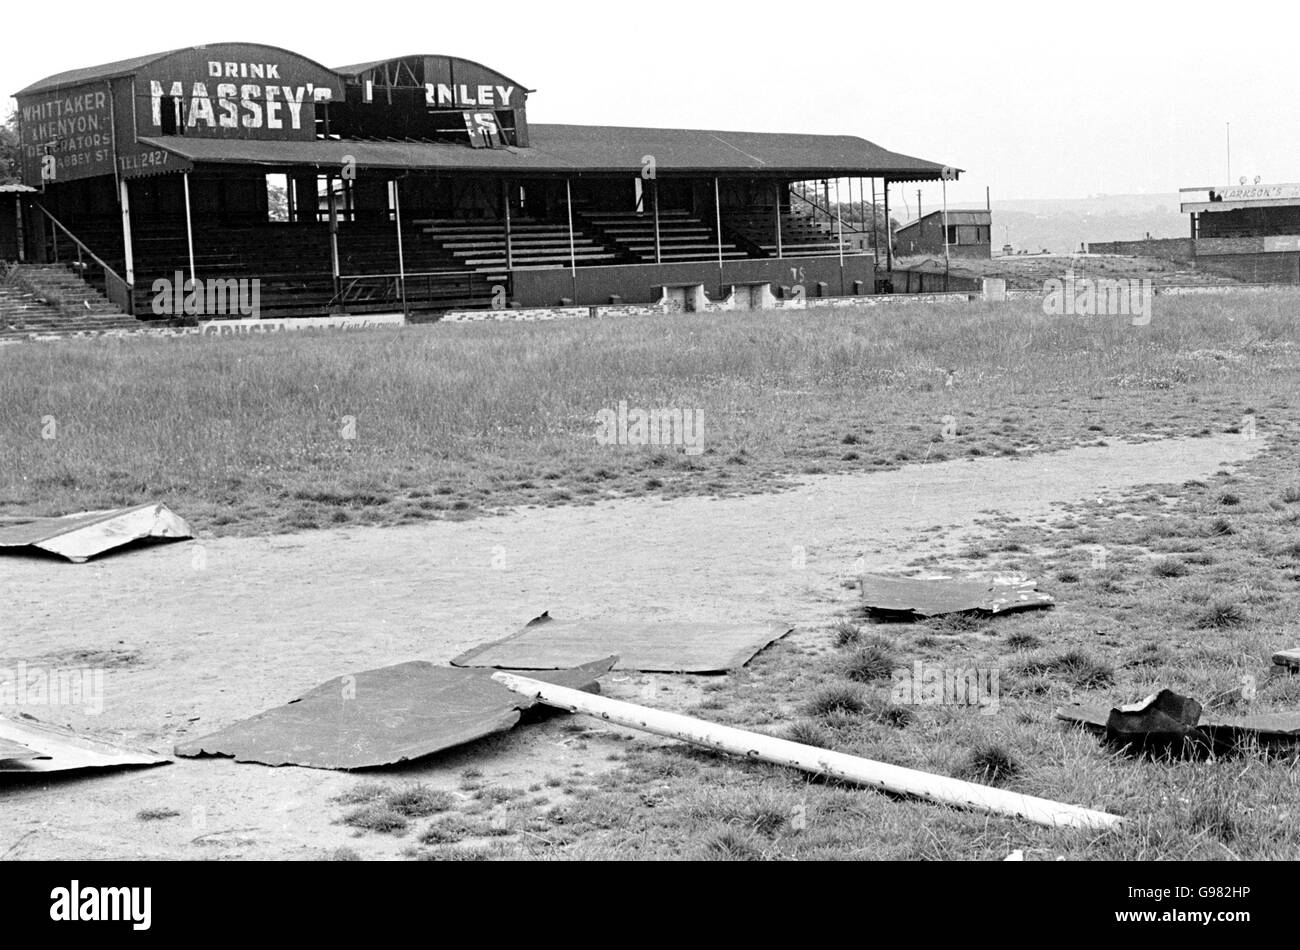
494 673 1123 831
1272 648 1300 672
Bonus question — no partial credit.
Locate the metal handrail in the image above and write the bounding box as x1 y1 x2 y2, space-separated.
35 204 134 314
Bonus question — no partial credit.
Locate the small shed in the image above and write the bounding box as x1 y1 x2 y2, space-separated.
0 184 36 261
895 208 991 259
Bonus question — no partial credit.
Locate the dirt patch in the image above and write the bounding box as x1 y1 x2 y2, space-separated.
0 434 1259 859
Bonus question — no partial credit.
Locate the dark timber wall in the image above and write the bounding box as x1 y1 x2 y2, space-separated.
510 256 874 307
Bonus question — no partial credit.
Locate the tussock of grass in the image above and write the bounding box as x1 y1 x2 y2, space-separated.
1151 557 1190 578
1194 600 1250 629
135 808 181 822
831 621 862 647
786 721 834 748
840 644 899 683
331 782 390 806
1015 649 1115 690
804 684 868 719
342 804 408 835
386 784 455 818
957 743 1021 786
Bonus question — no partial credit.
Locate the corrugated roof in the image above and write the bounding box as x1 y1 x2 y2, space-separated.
15 44 338 96
333 53 528 92
0 183 37 193
897 208 990 231
139 124 957 178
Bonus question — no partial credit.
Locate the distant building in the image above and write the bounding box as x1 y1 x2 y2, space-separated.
894 209 991 259
1093 182 1300 282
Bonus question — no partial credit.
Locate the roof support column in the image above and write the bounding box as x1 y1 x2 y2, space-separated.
118 178 135 300
328 175 340 298
773 180 783 258
883 179 893 273
502 179 514 270
652 178 662 264
565 178 577 302
392 177 408 318
714 176 723 270
182 172 197 288
870 178 879 269
835 178 845 296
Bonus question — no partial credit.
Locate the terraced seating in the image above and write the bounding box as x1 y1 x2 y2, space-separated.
0 265 143 339
582 210 750 262
415 218 622 279
724 211 856 258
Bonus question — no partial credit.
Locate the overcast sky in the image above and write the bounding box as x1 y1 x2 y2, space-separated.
3 0 1291 203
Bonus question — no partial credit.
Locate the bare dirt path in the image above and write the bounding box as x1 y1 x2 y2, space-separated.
0 434 1258 859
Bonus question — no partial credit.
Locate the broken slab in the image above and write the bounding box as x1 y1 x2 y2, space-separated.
1272 648 1300 674
174 657 615 771
1057 688 1300 756
0 504 193 563
452 612 793 674
858 574 1054 621
0 714 169 774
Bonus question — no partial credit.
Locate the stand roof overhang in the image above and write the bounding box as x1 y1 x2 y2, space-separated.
137 124 958 181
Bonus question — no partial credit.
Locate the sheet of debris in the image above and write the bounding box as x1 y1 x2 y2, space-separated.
452 612 793 674
0 714 169 774
174 656 615 771
0 503 193 562
1057 688 1300 756
858 573 1054 621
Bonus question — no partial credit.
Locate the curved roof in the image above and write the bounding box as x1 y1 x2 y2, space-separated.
333 53 529 91
15 43 340 97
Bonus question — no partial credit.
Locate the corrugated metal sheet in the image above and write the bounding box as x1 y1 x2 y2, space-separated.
0 504 193 563
859 574 1053 620
173 657 614 770
453 612 793 673
0 715 168 773
138 124 955 178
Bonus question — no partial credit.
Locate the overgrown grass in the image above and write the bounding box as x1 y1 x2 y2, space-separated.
3 295 1298 534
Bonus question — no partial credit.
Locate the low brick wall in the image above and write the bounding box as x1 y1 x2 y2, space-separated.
1086 238 1194 262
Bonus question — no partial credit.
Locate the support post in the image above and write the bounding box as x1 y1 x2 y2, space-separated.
502 179 514 270
182 172 196 287
714 176 723 270
328 175 340 298
835 177 845 295
870 177 879 268
393 177 408 317
652 178 662 264
16 196 27 263
565 178 577 301
883 179 893 273
119 179 135 288
773 180 783 258
942 178 950 290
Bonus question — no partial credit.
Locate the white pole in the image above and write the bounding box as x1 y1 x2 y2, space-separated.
714 176 724 269
393 178 407 316
119 179 135 287
566 178 577 278
182 172 196 287
492 672 1123 831
942 178 950 286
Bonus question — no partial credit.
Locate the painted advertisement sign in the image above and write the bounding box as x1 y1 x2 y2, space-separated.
17 82 116 183
134 45 342 141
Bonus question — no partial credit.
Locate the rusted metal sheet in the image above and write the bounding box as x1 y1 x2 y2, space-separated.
453 612 793 674
858 574 1054 621
0 504 192 562
0 714 168 773
1057 689 1300 756
173 657 615 771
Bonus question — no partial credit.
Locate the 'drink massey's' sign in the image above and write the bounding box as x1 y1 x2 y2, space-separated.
138 46 341 139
